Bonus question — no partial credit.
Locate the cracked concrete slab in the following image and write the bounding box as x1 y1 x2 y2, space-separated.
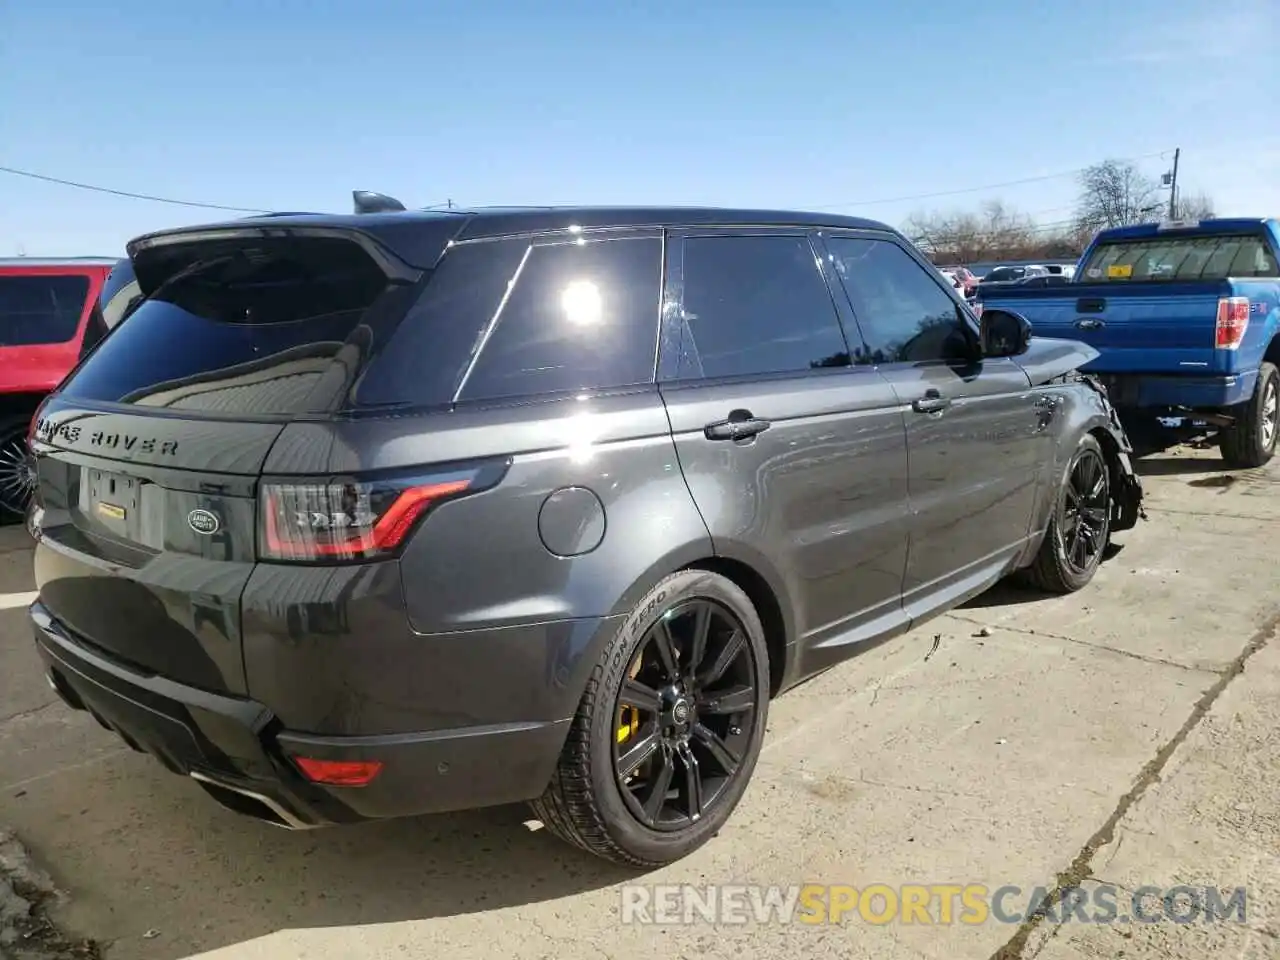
0 449 1276 959
1028 635 1280 959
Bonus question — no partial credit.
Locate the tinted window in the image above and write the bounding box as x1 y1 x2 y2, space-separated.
354 237 529 409
0 275 90 346
459 236 662 401
1080 233 1278 281
827 237 969 365
673 235 849 379
983 267 1024 282
60 237 401 415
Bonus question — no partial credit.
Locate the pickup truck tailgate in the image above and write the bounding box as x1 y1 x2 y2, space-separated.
982 281 1230 374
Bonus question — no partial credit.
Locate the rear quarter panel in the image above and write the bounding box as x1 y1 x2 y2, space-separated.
242 389 715 733
261 390 712 631
1234 278 1280 372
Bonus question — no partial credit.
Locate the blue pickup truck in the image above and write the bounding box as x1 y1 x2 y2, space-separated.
976 218 1280 466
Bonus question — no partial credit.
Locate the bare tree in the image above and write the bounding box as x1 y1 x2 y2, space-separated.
904 202 1043 263
1176 190 1216 220
1075 159 1162 231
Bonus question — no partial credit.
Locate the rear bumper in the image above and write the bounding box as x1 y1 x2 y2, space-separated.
31 601 570 827
1095 371 1258 410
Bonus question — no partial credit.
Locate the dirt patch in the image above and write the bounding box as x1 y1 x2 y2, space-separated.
0 831 99 960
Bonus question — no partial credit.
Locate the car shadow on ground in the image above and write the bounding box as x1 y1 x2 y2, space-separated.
22 762 642 959
1133 451 1230 477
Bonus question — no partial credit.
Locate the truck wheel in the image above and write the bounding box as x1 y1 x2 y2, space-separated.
1018 434 1111 594
0 418 36 523
531 569 770 867
1219 362 1278 468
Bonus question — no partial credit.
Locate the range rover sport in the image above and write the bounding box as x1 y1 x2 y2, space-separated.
28 204 1143 866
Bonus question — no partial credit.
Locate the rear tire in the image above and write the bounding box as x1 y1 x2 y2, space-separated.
531 569 770 867
1219 362 1278 468
1018 434 1112 594
0 417 35 524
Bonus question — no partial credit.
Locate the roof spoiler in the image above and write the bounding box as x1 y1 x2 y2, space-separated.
353 190 406 214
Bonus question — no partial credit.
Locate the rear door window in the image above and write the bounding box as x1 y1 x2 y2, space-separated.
457 235 663 402
59 237 407 416
0 274 90 346
669 234 851 380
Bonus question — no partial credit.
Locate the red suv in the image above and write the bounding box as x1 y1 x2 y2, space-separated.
0 258 120 519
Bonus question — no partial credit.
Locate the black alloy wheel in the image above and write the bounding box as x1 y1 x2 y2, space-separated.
1057 444 1111 577
1018 434 1114 594
532 569 771 866
0 423 36 521
612 598 759 831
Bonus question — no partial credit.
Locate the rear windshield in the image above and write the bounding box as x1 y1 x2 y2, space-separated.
983 267 1024 282
59 237 401 415
0 274 90 346
1080 233 1279 282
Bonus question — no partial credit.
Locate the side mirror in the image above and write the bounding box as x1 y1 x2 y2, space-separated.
979 308 1032 357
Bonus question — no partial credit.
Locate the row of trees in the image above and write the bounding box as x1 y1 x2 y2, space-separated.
904 159 1216 265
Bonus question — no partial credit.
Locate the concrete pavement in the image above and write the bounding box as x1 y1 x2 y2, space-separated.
0 448 1276 959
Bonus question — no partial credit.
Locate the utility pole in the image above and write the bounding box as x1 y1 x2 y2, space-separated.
1167 147 1180 219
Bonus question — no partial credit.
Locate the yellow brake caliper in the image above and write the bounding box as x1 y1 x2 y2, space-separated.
617 654 644 744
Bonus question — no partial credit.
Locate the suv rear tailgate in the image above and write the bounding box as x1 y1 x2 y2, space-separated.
31 402 283 695
28 223 453 695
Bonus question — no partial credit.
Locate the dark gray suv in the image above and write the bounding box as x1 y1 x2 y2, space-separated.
27 205 1143 866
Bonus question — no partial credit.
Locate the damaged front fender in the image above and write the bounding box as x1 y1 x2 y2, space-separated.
1082 374 1147 532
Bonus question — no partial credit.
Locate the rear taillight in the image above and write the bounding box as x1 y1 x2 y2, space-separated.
1215 297 1250 350
292 757 383 787
259 462 506 563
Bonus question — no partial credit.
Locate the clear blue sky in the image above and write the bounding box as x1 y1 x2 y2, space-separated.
3 0 1277 256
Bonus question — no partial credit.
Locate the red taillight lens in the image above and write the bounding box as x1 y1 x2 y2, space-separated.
1215 297 1250 349
292 757 383 787
258 462 507 563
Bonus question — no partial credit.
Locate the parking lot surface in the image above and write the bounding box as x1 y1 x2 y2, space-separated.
1 449 1277 959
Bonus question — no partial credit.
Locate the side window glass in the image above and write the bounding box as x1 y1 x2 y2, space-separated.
675 235 850 380
460 236 662 402
827 238 968 365
355 237 530 408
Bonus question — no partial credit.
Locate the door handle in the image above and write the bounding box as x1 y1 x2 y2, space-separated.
704 409 771 441
912 391 952 415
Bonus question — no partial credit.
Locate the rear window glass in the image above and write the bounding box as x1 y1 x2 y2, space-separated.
0 275 90 346
59 237 399 415
1080 234 1279 282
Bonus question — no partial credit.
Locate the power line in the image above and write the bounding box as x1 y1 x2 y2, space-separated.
0 164 274 214
814 149 1174 210
0 164 458 216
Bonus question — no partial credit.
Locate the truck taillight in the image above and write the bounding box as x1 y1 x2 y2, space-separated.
1215 297 1250 350
259 462 506 563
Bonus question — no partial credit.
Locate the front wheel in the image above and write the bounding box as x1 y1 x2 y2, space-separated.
1219 362 1278 468
0 418 36 523
1018 434 1112 594
531 569 770 866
